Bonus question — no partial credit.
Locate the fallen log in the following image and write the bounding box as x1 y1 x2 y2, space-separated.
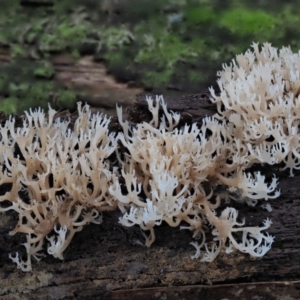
0 93 299 300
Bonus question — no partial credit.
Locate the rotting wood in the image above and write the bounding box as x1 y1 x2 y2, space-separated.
0 94 300 300
129 91 216 124
105 281 300 300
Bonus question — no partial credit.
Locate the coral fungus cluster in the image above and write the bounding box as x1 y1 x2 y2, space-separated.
1 42 300 271
0 103 118 271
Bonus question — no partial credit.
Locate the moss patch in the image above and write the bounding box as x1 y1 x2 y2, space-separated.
1 0 300 112
0 59 77 114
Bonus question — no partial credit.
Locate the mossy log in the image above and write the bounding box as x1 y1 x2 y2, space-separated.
0 93 299 300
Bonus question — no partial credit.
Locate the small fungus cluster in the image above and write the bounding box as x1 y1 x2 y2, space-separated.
1 42 300 271
0 103 118 271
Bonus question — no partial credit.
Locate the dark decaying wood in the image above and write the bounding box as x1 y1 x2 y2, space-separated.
106 281 300 300
128 91 216 125
0 93 300 300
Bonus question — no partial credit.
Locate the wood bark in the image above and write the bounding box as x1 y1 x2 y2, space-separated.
0 93 300 300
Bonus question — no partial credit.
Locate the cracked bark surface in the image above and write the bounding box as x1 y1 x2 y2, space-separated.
0 93 300 300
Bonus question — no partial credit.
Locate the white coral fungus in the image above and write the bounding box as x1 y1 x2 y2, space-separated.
0 103 118 271
2 42 300 270
210 42 300 176
111 93 278 260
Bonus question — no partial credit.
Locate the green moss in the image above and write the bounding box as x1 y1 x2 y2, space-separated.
188 70 206 83
0 60 77 114
100 26 135 51
143 69 173 88
34 62 55 79
220 8 278 38
38 20 90 54
0 97 17 114
11 44 25 58
1 0 300 99
185 5 217 25
56 89 77 110
135 33 199 68
104 51 128 69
